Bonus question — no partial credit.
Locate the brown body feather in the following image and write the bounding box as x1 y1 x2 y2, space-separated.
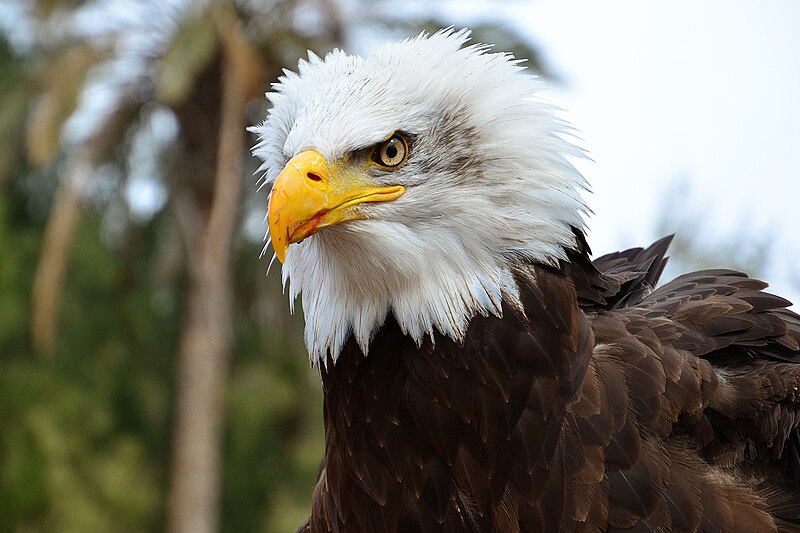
297 236 800 532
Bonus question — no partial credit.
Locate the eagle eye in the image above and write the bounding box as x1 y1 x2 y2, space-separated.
371 134 408 168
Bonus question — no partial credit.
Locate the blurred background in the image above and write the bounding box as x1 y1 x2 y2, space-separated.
1 0 797 532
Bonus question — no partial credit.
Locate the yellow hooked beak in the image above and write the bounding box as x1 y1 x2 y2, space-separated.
268 150 405 263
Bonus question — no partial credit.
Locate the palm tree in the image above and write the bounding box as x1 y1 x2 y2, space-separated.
6 2 334 530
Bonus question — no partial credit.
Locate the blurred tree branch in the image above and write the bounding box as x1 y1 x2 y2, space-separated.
166 5 265 532
31 149 92 355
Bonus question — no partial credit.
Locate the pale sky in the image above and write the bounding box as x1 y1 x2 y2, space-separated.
424 0 800 304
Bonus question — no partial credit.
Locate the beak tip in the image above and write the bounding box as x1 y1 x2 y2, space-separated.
273 235 287 264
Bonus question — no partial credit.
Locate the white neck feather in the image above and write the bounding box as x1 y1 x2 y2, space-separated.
283 220 523 365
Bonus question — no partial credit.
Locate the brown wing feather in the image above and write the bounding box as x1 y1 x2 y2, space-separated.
300 237 800 532
562 240 800 531
570 230 674 310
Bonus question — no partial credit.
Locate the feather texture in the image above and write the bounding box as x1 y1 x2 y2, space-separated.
297 247 800 532
251 29 589 363
251 30 800 532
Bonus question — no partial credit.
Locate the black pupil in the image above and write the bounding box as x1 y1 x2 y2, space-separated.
385 143 398 160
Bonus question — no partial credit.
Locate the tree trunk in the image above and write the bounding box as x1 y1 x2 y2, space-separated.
166 40 246 533
31 151 92 356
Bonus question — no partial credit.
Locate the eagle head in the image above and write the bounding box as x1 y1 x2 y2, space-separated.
251 29 589 365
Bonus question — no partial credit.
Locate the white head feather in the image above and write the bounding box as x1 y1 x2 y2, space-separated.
251 29 590 365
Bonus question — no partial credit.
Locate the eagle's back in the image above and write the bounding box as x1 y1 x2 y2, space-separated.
301 239 800 532
569 267 800 532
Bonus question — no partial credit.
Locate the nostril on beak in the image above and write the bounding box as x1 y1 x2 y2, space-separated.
307 172 323 183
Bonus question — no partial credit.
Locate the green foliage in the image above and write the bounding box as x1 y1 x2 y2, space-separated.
155 8 219 106
0 40 34 185
0 191 166 532
0 180 324 531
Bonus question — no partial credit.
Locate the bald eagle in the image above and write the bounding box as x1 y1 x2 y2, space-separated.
251 30 800 532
